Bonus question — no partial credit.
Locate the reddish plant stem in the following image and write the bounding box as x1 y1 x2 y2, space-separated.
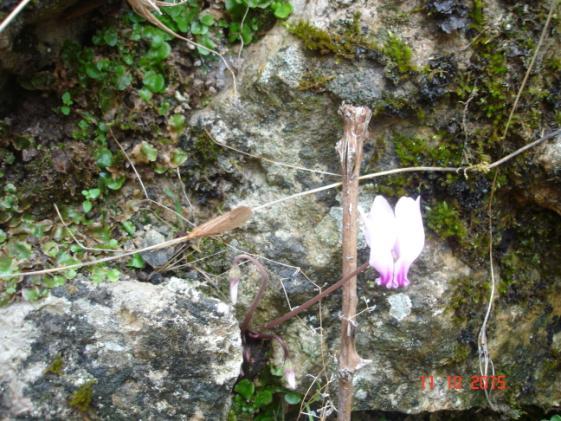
231 254 270 332
262 262 369 330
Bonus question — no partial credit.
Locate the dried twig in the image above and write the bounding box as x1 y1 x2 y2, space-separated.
175 167 196 226
231 254 270 331
263 263 369 330
335 104 371 421
478 170 498 411
237 5 250 61
205 128 341 176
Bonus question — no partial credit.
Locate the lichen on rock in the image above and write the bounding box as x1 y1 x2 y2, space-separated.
0 276 242 419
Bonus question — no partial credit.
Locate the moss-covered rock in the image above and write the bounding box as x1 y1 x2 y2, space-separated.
191 0 561 417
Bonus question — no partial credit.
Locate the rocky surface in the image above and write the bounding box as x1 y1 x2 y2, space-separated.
522 132 561 216
191 0 561 417
0 276 242 419
0 0 88 103
1 0 561 418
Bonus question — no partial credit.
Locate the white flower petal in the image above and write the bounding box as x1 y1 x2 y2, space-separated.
363 196 397 286
366 196 397 251
394 196 424 280
284 365 296 389
229 278 239 304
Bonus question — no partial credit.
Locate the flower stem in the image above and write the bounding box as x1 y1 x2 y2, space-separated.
262 262 369 330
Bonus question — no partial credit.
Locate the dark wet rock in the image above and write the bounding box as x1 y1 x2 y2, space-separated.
0 276 242 419
425 0 469 34
419 56 457 104
140 229 175 268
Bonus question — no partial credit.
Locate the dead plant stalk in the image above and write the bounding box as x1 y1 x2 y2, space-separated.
336 104 372 421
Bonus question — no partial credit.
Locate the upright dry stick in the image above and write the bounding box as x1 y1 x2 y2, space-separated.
336 104 372 421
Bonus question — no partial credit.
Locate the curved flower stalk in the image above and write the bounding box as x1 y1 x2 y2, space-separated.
360 196 424 288
229 254 269 331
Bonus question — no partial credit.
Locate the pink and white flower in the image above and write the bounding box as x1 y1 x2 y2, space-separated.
360 196 425 288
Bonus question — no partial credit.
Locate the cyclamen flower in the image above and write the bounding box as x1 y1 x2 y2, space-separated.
284 362 296 389
229 274 240 304
360 196 425 289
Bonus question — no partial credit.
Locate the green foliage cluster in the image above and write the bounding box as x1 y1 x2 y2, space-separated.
426 201 468 241
68 380 96 413
44 354 64 376
447 275 490 322
288 14 415 79
469 0 485 32
1 0 293 304
229 366 301 421
226 0 292 44
393 132 461 167
382 32 415 75
455 0 556 137
288 13 378 60
61 12 175 108
297 71 334 91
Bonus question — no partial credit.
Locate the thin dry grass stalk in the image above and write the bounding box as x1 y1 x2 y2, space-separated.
0 0 32 33
0 206 252 279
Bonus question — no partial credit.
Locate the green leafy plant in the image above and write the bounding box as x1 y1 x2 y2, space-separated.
60 91 73 115
1 0 293 307
81 188 101 213
128 254 146 269
383 32 415 75
542 415 561 421
225 0 292 45
230 366 301 420
426 201 468 241
90 265 121 284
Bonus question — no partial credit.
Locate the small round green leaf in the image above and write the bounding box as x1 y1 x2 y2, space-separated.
121 220 136 235
272 1 292 19
96 148 114 168
168 114 186 131
171 149 188 167
143 70 166 93
284 392 301 405
190 20 208 35
138 88 153 101
254 389 273 407
82 200 93 213
200 14 214 26
234 379 254 400
141 142 158 162
128 254 145 269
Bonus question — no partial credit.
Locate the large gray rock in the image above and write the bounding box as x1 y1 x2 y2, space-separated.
0 276 242 420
